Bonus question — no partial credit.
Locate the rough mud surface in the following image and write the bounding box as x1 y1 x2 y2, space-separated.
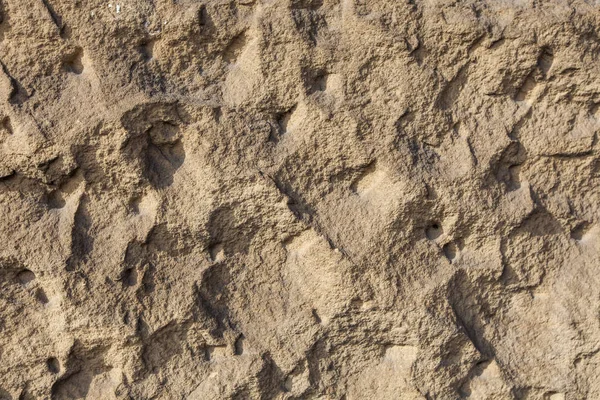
1 0 600 399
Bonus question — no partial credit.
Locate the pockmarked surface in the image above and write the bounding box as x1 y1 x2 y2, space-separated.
0 0 599 399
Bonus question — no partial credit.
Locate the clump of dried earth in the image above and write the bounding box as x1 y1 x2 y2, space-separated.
0 0 599 399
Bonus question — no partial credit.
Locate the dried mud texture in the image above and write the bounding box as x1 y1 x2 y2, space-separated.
1 0 600 399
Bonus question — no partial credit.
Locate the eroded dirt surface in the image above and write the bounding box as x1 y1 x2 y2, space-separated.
1 0 600 399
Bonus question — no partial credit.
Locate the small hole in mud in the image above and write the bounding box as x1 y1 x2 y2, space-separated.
0 116 13 135
198 5 208 26
17 269 36 286
234 335 244 356
36 288 49 304
123 311 131 325
139 39 156 61
443 242 457 262
213 107 222 122
47 357 60 374
122 268 138 287
508 165 522 191
425 223 442 240
63 48 84 74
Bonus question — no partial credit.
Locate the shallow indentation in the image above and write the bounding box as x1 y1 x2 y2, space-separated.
283 376 293 392
571 223 589 241
223 31 248 63
515 75 537 102
351 162 389 197
443 242 457 262
272 103 305 142
148 121 179 144
63 47 84 74
130 192 158 216
275 105 297 137
205 345 228 361
507 164 522 190
209 243 225 263
47 190 66 209
17 269 36 286
145 138 185 188
537 47 554 76
306 71 328 94
130 197 141 214
383 345 418 370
